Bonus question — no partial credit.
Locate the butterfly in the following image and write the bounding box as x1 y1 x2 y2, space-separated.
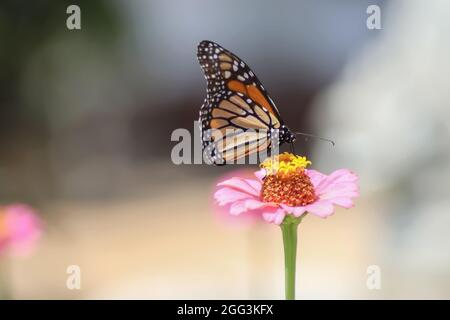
197 40 296 165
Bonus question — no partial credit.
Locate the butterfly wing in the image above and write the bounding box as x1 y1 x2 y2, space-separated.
199 95 276 165
197 40 290 165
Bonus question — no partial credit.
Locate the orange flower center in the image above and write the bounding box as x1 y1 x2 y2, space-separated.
260 153 317 207
261 170 317 206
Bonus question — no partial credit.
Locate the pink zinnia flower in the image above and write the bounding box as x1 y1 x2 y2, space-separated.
0 204 42 256
214 153 359 225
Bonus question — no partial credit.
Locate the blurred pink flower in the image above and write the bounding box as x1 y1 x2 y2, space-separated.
0 204 42 256
214 153 359 225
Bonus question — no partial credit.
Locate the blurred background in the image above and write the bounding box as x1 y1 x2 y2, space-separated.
0 0 449 299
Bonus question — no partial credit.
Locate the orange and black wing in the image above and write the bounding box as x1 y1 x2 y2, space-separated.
197 40 293 165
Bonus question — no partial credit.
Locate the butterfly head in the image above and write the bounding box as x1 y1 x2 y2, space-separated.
280 125 296 144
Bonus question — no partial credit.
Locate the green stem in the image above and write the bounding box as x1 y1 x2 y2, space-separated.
280 216 301 300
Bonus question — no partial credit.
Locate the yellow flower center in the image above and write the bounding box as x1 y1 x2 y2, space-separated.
260 152 312 176
260 153 317 207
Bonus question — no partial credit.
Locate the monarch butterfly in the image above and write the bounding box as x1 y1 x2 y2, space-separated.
197 40 296 165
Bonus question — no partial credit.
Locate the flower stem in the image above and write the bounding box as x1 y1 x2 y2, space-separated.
280 216 302 300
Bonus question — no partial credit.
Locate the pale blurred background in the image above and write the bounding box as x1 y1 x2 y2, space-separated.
1 0 449 299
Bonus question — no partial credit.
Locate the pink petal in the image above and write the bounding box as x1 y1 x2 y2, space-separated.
217 177 261 197
244 178 262 193
305 200 335 218
315 169 359 195
310 169 359 213
329 197 355 208
327 169 359 183
274 210 287 225
243 199 276 210
262 212 275 223
280 204 307 217
230 201 248 215
254 169 266 181
228 199 276 216
320 189 359 200
306 169 327 188
214 187 255 206
262 208 286 225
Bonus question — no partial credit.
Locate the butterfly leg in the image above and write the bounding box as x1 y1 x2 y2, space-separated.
290 142 296 154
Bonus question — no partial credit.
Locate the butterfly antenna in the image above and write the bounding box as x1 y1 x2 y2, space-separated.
294 132 335 146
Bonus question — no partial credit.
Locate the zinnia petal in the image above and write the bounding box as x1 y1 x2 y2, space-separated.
214 187 255 206
254 169 266 181
320 189 359 201
306 169 327 188
280 204 307 217
262 208 286 225
244 178 262 193
228 198 277 216
311 169 359 213
329 197 355 208
314 169 359 195
217 177 260 196
230 201 248 215
243 199 276 210
305 200 335 218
